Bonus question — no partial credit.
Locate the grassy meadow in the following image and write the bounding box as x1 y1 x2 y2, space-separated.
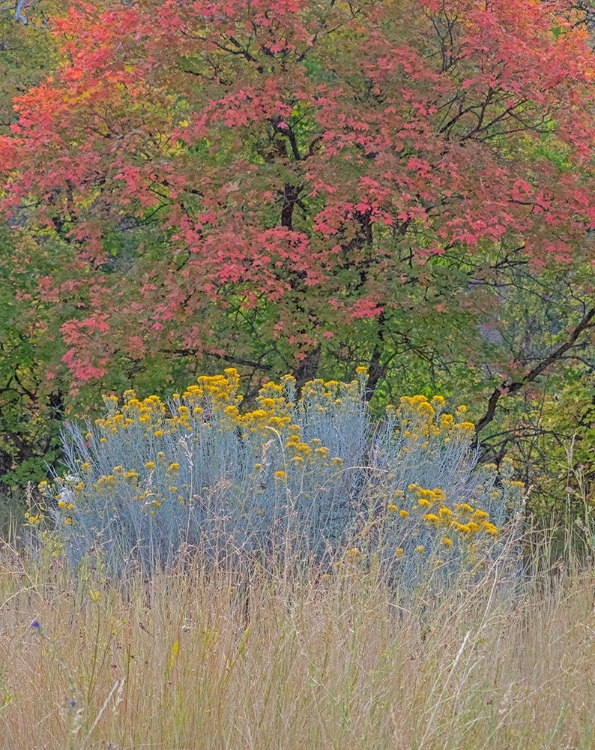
2 546 595 749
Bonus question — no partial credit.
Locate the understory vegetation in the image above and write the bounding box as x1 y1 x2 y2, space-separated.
26 371 522 584
0 370 540 747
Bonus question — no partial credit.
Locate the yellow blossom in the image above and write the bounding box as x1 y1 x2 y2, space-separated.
345 547 361 562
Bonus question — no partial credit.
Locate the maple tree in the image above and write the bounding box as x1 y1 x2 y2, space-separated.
1 0 595 455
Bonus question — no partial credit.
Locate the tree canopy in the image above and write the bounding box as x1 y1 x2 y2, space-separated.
1 0 595 516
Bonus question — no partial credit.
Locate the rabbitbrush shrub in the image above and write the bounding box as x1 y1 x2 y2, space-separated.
31 369 523 580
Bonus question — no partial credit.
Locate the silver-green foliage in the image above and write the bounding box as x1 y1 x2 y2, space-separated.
39 371 523 579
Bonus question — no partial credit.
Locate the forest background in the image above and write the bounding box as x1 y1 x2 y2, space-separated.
1 0 595 548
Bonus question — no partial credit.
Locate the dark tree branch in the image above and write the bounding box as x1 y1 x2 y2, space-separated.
160 347 274 373
476 304 595 435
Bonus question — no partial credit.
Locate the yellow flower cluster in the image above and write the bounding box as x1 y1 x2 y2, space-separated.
344 546 362 562
240 386 293 436
97 392 166 436
95 370 247 439
182 369 242 405
50 370 354 522
387 482 501 541
281 429 337 468
25 512 42 526
300 377 362 409
91 370 366 451
178 369 243 428
397 394 475 446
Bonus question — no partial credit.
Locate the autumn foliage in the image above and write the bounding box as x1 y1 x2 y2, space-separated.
1 0 594 390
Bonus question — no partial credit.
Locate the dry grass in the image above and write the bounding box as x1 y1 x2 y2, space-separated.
1 546 595 750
